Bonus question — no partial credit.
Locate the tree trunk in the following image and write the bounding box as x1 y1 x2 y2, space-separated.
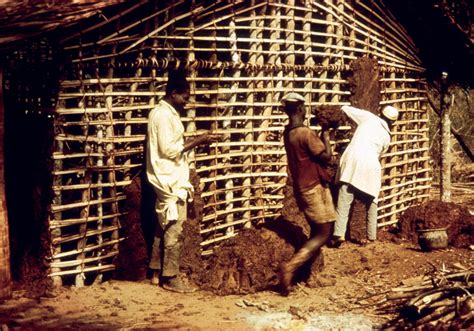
0 66 12 300
440 74 452 202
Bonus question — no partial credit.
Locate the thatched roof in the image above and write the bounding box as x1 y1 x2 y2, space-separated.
0 0 125 44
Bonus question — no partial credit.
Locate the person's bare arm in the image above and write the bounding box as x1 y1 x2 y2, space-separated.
183 131 222 153
317 129 332 162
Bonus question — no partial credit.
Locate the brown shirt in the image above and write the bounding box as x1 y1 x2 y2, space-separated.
284 125 329 193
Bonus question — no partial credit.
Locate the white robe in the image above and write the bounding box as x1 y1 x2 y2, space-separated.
337 105 391 200
146 100 192 227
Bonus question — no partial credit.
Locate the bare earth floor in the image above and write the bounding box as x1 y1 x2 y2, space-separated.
1 187 473 330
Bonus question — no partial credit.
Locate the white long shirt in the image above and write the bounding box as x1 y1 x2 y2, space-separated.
337 105 391 199
146 100 191 227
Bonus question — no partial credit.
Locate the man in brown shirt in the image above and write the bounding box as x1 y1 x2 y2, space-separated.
280 92 336 294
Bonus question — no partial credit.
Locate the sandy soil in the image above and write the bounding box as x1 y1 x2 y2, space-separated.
1 187 472 330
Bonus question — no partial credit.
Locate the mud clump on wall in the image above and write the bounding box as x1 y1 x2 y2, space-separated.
348 57 381 114
180 170 206 282
312 105 348 130
339 57 381 242
393 200 473 248
115 176 149 281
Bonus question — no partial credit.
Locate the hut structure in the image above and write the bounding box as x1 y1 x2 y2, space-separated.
1 0 431 288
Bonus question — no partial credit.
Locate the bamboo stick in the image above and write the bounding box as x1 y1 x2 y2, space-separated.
55 134 145 143
49 264 116 277
319 1 420 66
50 100 66 287
50 251 119 268
53 164 140 175
51 195 126 213
203 194 284 210
202 7 219 217
52 238 124 259
97 0 186 45
58 86 352 98
201 204 283 222
75 95 92 287
52 147 143 159
241 0 262 229
200 182 284 198
53 225 121 245
188 2 265 35
62 75 350 87
221 10 242 234
49 212 125 229
196 161 287 174
60 1 146 44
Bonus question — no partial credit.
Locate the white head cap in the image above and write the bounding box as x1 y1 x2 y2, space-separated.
281 92 305 104
382 105 399 121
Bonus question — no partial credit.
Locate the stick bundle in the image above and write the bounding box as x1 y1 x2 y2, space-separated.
377 266 473 329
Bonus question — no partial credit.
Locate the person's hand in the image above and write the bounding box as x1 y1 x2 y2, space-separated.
197 130 222 145
321 129 331 141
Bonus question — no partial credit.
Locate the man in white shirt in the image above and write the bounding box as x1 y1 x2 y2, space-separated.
331 105 399 247
147 70 220 292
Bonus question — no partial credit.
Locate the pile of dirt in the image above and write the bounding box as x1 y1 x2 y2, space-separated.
184 181 325 295
194 227 290 295
393 200 473 247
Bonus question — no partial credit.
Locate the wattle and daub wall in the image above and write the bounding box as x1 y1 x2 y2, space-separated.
50 0 430 285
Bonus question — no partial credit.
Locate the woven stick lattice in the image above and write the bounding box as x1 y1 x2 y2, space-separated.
48 0 431 282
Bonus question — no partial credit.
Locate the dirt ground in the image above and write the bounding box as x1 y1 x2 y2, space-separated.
1 184 473 330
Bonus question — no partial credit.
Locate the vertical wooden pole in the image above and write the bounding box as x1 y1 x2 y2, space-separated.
205 9 219 221
303 1 314 124
186 1 197 169
332 0 344 102
222 10 241 233
419 83 431 202
256 2 280 221
244 0 262 228
75 42 90 287
50 100 64 287
440 72 451 202
0 66 12 300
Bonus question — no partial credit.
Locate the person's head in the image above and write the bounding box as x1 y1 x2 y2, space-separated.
381 105 399 126
165 69 190 112
281 92 306 119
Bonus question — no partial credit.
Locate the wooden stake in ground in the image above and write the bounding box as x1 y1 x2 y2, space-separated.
440 72 452 202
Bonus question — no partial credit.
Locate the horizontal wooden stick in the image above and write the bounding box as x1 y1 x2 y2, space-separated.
202 204 283 222
51 195 126 213
52 225 120 245
50 251 119 268
199 171 286 184
49 264 116 277
53 164 140 176
52 238 124 259
55 134 145 144
49 212 125 229
200 182 284 198
202 194 284 210
53 180 132 191
52 148 143 160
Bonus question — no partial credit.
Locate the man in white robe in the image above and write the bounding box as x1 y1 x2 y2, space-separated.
147 70 220 292
331 105 399 246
